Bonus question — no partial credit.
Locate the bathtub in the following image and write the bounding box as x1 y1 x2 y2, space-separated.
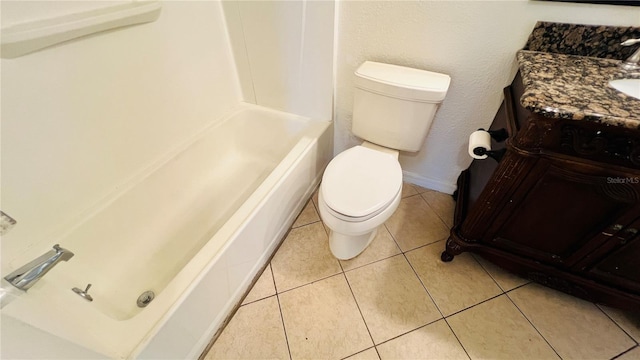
1 103 332 359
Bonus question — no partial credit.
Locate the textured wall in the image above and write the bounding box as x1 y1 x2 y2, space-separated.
1 1 241 269
335 0 640 193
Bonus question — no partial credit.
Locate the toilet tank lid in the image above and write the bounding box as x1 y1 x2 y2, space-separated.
355 61 451 102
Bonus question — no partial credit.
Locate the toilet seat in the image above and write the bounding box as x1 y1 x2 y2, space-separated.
321 146 403 222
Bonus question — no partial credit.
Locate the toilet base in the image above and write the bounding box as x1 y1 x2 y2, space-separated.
329 228 378 260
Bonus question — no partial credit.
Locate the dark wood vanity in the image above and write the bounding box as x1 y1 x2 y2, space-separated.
444 70 640 310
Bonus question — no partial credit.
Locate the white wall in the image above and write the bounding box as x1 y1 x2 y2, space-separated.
0 1 241 273
222 0 334 121
335 0 640 193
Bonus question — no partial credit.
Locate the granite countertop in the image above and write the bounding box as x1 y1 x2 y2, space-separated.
516 22 640 130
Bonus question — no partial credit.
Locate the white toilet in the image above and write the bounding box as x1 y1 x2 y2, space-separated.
318 61 451 260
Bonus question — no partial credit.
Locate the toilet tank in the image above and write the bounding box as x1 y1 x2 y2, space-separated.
352 61 451 152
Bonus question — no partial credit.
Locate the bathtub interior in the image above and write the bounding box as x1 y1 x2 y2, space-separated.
40 105 318 321
1 103 332 358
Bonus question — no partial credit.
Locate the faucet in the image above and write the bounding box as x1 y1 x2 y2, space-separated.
4 244 74 291
620 38 640 71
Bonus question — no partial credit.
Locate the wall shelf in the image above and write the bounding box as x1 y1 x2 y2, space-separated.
1 1 161 59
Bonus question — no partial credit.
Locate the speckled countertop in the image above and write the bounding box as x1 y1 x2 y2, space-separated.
517 22 640 130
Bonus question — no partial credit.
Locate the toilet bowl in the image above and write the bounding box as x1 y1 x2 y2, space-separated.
318 61 450 260
318 143 403 260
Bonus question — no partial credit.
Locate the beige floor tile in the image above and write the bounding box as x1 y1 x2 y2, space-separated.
616 346 640 360
447 295 559 360
420 191 455 228
509 283 636 360
473 254 529 292
599 305 640 342
406 241 502 316
401 182 418 198
384 196 450 252
242 265 276 305
292 200 320 228
376 320 468 360
413 185 430 194
279 274 373 360
344 347 380 360
345 255 442 344
271 222 342 292
205 296 289 360
340 226 401 271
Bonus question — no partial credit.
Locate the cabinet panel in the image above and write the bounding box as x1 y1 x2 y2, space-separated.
487 161 639 265
587 218 640 294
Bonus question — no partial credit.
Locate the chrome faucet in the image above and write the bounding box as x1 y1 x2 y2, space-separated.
620 38 640 71
4 244 74 290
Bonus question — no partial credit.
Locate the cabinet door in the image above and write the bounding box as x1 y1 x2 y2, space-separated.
587 218 640 294
485 160 640 267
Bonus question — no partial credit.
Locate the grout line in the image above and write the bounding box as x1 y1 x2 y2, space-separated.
239 265 276 306
339 346 378 360
341 272 378 356
504 281 532 294
440 318 473 360
371 317 445 348
239 293 277 307
443 292 504 319
469 253 512 294
400 251 445 318
504 291 563 359
276 271 344 296
275 292 293 360
400 237 449 257
397 250 474 360
341 250 401 273
418 191 454 231
611 344 638 360
596 304 640 346
291 218 321 229
383 223 403 252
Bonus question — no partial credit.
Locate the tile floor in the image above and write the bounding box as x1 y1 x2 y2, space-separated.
203 184 640 360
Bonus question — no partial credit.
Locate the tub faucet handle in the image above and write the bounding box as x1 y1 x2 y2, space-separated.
72 283 93 302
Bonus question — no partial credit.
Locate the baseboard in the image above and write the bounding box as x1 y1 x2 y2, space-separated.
402 170 457 195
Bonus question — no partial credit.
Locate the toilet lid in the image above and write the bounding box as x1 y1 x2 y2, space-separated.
322 146 403 218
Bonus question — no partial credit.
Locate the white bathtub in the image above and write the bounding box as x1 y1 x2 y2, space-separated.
1 103 332 358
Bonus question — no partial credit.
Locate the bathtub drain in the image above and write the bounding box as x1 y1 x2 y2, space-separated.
137 291 155 307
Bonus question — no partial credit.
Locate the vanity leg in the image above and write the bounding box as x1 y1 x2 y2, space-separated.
440 251 454 262
441 237 464 262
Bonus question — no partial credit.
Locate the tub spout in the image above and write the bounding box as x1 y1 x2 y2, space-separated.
4 244 74 291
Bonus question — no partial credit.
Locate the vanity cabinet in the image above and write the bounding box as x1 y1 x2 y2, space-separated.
446 72 640 310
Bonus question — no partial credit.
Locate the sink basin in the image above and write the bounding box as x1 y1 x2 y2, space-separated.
609 78 640 100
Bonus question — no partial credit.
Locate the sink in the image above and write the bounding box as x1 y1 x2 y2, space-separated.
609 78 640 100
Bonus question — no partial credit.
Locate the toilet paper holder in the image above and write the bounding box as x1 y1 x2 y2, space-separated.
472 146 506 162
471 128 508 162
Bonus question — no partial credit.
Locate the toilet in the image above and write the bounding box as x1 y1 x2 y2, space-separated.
318 61 451 260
